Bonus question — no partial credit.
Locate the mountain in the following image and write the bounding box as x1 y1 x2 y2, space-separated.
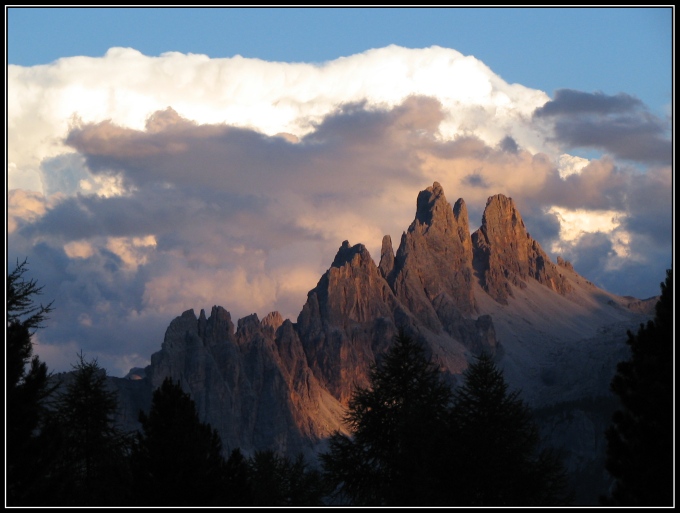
111 182 656 502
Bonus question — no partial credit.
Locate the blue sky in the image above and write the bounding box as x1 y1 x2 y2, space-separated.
8 7 672 115
7 7 674 376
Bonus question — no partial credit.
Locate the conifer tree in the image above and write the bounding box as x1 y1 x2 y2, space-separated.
48 352 132 505
6 259 56 505
446 352 571 506
602 269 673 506
224 448 255 506
7 260 54 433
248 450 329 506
131 377 227 506
321 329 453 505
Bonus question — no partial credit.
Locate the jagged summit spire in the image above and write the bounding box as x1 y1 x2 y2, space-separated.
331 240 372 269
472 194 571 304
378 235 395 280
415 181 449 227
391 182 476 320
480 194 527 241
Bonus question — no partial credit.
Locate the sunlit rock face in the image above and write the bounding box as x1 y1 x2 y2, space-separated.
472 194 571 304
296 194 497 406
378 234 395 279
297 241 407 405
389 182 476 327
112 181 654 498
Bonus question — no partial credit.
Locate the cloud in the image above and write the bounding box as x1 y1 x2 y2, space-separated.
534 89 644 116
461 171 491 189
534 89 672 165
556 154 589 178
63 240 96 259
498 135 519 154
8 189 48 233
7 47 672 377
8 45 550 193
621 165 673 248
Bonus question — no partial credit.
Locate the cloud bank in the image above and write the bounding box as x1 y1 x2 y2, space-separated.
7 46 672 376
534 89 672 165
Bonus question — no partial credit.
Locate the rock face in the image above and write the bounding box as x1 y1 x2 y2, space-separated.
111 182 654 502
389 182 476 325
472 194 571 304
297 241 405 405
143 306 346 458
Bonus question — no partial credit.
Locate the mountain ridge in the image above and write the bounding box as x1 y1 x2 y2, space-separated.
110 182 656 501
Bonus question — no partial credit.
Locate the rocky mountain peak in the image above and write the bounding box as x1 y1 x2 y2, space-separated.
301 240 397 329
297 240 402 404
452 197 473 256
391 182 476 319
113 180 652 498
378 235 395 280
236 313 262 341
331 240 373 269
472 194 571 304
476 194 528 252
414 181 449 229
261 311 284 332
197 306 236 347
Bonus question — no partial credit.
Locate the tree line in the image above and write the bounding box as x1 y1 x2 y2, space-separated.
6 260 673 506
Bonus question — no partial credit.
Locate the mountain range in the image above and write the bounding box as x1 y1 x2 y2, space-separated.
107 182 656 503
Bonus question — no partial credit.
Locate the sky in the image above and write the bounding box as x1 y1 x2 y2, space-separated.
6 7 674 377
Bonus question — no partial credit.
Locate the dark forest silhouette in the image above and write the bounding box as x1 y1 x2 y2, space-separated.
601 269 673 506
321 330 571 506
6 260 673 506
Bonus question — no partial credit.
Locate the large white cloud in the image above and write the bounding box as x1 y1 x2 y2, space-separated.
7 46 671 376
8 45 552 193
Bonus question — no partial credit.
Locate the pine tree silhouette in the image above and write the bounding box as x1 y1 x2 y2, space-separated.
321 329 452 505
48 353 132 505
602 269 673 506
131 377 227 506
6 259 57 505
446 352 571 506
